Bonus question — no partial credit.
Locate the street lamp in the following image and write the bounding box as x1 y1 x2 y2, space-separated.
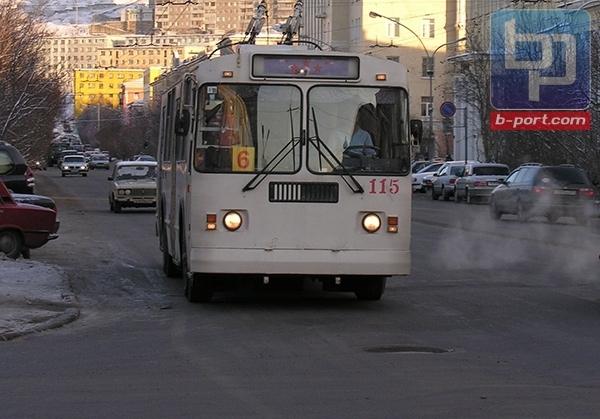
369 11 466 158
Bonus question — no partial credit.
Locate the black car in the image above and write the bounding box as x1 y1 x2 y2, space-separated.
0 141 34 194
489 164 597 224
11 193 56 210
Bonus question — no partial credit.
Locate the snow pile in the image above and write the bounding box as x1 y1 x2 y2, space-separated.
0 257 74 337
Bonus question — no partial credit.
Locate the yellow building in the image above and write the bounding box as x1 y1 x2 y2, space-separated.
73 69 145 116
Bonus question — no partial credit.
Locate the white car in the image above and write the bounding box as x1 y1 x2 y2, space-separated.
60 155 88 177
108 161 157 213
412 162 445 192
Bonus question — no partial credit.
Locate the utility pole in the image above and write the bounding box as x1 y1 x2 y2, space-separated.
464 105 468 164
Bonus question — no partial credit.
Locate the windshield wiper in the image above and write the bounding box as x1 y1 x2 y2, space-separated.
309 107 364 194
242 137 300 192
243 107 300 192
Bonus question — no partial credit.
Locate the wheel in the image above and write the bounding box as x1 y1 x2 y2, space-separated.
547 212 560 223
355 277 386 301
442 186 450 201
185 273 213 303
0 231 23 259
431 188 439 200
489 198 502 220
161 223 180 278
82 173 87 177
517 201 529 223
466 189 472 204
113 201 122 213
22 248 31 259
455 189 462 203
61 172 65 177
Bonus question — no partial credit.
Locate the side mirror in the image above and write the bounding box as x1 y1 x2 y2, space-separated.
107 176 113 181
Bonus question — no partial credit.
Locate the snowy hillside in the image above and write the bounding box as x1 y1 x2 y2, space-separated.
24 0 149 26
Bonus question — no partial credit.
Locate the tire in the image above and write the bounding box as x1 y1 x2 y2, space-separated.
161 224 180 278
61 173 65 177
22 248 31 259
431 188 439 201
489 199 502 220
442 186 450 201
517 201 529 223
455 189 462 203
547 213 560 223
109 198 114 212
355 277 386 301
113 201 122 213
466 189 472 204
0 230 23 259
82 173 87 177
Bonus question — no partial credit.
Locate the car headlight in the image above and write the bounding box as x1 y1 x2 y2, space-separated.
125 189 131 195
117 189 125 195
223 211 242 231
362 213 381 233
80 165 86 169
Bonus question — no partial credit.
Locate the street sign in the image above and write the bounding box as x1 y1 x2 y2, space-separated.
440 101 456 118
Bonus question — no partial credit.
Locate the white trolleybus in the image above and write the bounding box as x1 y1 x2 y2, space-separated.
156 43 413 302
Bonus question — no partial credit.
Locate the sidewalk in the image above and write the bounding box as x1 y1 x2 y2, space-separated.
0 257 79 341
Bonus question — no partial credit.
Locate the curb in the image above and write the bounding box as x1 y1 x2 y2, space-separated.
0 306 80 342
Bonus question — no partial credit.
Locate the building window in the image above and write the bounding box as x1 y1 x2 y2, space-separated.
421 96 433 117
422 18 435 38
387 17 399 37
422 56 433 77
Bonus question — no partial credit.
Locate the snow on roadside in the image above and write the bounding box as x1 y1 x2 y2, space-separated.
0 256 71 306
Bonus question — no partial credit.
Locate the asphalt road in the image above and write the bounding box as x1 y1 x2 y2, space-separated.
2 168 600 418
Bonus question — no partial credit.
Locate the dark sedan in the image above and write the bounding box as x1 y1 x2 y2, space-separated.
489 164 597 224
0 141 34 194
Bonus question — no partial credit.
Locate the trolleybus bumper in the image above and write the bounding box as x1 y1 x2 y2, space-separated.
190 248 410 276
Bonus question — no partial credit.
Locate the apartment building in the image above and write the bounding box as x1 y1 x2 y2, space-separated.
153 0 296 35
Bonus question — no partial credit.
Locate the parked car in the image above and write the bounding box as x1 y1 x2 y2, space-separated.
431 161 478 201
108 161 157 213
89 154 110 170
60 155 89 177
412 162 445 193
0 181 59 258
0 141 34 194
11 193 57 211
455 163 510 204
133 154 156 162
489 164 597 224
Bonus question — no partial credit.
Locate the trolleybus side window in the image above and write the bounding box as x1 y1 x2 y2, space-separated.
175 97 186 161
194 83 301 173
307 86 410 175
163 90 175 162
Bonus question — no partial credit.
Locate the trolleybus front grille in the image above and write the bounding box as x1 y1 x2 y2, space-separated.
269 182 339 203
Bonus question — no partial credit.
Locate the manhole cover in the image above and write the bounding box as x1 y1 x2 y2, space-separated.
364 345 452 354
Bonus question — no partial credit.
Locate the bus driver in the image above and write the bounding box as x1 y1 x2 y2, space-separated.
343 103 378 158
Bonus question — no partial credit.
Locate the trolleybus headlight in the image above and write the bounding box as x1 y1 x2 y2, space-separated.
362 213 381 233
223 211 242 231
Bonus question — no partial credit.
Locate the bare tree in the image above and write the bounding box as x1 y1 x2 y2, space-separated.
0 3 64 161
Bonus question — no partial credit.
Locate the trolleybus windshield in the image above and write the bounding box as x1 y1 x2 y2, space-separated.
194 83 302 174
307 86 410 175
